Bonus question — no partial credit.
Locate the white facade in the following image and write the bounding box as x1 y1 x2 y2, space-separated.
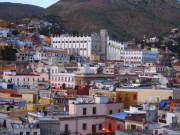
105 36 157 67
123 50 157 67
107 40 128 61
50 66 75 88
51 33 100 58
51 30 157 66
50 72 75 88
3 72 40 89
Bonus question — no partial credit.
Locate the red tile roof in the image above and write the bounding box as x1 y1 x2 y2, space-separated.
173 61 180 66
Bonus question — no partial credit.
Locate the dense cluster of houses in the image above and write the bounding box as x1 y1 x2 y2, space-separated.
0 19 180 135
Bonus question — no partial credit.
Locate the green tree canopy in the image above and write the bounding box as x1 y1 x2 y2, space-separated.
1 46 17 61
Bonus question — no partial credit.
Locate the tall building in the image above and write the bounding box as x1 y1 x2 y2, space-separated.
51 30 157 66
100 29 109 60
51 33 101 58
107 40 128 61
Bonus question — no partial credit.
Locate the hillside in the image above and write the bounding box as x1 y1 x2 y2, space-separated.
46 0 180 40
0 2 44 21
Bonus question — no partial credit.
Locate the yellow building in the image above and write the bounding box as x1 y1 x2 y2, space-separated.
90 88 173 108
117 88 173 104
24 104 49 112
118 91 137 108
39 98 51 105
90 90 121 102
22 94 36 103
24 104 35 111
90 90 137 108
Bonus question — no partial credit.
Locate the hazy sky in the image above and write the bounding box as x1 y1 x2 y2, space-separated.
0 0 59 8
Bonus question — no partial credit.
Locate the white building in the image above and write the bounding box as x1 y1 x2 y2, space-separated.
50 72 75 88
51 33 101 58
51 29 157 66
50 66 75 88
107 40 128 61
123 50 157 67
3 72 40 89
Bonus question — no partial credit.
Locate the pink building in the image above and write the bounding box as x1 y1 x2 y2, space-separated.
35 96 124 135
59 96 124 135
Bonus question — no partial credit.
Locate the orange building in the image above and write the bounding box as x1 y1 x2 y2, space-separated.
104 112 126 132
103 112 147 133
0 66 16 72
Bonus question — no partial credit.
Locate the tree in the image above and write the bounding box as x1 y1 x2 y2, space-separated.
1 46 17 61
12 29 20 36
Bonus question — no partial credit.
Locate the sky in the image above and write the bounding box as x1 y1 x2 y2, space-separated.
0 0 59 8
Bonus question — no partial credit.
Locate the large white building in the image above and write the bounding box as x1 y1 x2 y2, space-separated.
123 50 157 67
51 29 157 66
51 33 101 58
107 40 128 61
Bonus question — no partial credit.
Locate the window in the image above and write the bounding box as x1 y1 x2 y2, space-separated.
93 107 96 115
155 130 158 135
82 123 87 130
133 94 137 100
33 132 37 135
20 132 23 135
109 110 112 114
26 132 30 135
99 124 102 130
162 114 166 119
83 108 87 115
65 124 68 133
131 125 136 130
92 125 96 133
